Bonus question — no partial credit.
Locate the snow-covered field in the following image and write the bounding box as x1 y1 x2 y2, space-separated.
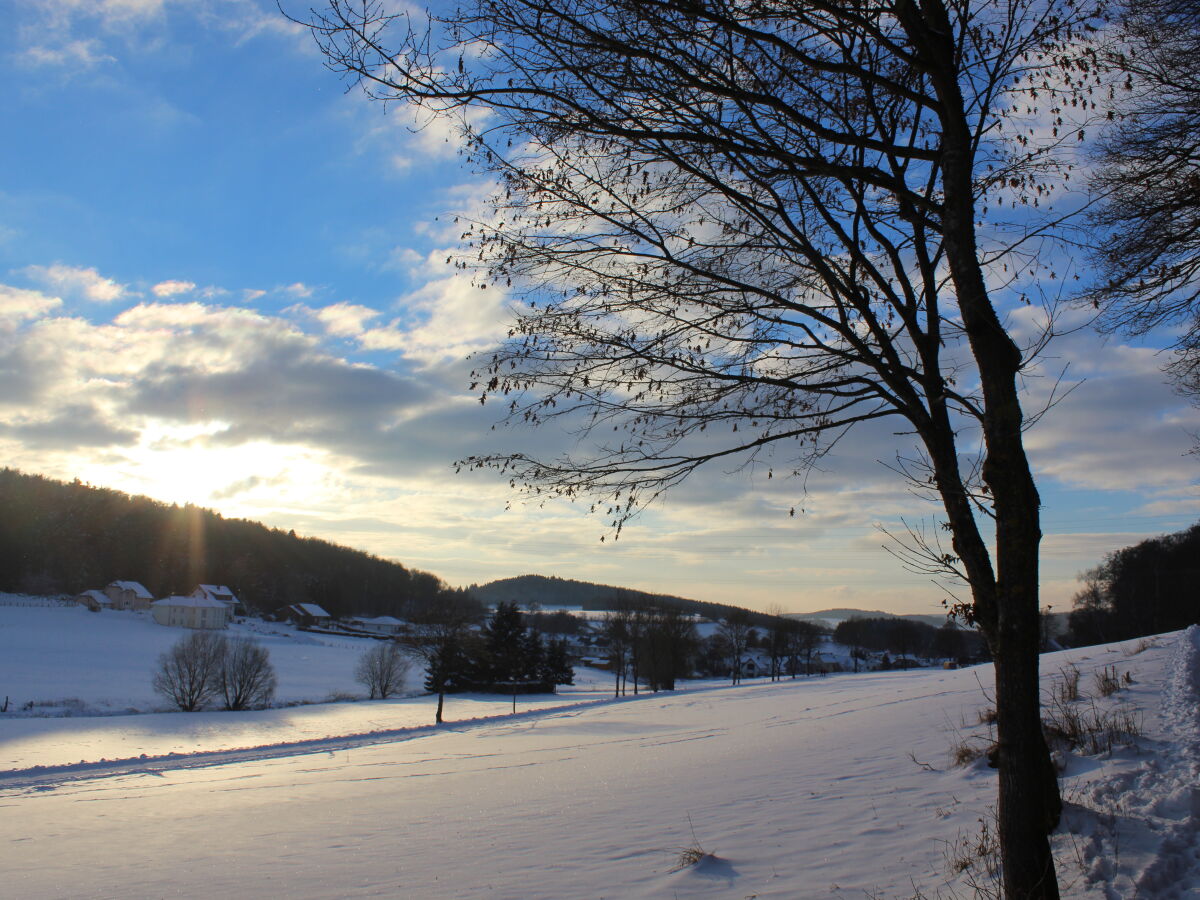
2 608 1197 898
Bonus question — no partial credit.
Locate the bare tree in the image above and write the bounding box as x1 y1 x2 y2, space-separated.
718 610 752 686
303 0 1106 892
625 606 647 695
601 609 632 698
642 604 696 690
220 638 277 711
153 631 226 712
1089 0 1200 402
356 641 412 700
791 620 824 677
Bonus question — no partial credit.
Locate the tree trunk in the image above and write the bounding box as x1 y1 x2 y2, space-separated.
910 2 1063 890
435 690 444 724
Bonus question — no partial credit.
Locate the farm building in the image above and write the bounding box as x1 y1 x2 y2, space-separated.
152 595 230 630
105 581 154 610
75 589 112 612
279 603 331 628
345 615 404 636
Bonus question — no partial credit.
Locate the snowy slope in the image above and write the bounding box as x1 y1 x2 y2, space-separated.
0 602 373 712
2 628 1196 898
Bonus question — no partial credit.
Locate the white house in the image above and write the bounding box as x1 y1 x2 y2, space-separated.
191 584 238 610
152 595 231 630
105 580 154 610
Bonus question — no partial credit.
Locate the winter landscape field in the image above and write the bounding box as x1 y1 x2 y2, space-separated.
2 600 1197 898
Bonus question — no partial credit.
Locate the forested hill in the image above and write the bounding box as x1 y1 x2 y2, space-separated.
0 468 462 619
469 573 779 624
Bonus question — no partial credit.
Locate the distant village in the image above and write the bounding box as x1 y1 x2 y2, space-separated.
73 581 410 638
69 578 980 681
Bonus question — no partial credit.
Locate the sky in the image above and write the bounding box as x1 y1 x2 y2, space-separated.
1 0 1197 616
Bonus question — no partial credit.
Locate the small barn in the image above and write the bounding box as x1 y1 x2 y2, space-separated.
280 603 331 628
76 589 112 612
105 581 154 610
152 595 231 630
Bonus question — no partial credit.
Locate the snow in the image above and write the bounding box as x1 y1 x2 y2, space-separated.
1 602 1197 897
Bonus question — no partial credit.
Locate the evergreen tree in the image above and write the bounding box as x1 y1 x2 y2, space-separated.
539 638 575 692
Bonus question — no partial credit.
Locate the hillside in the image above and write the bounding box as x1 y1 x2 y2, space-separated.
471 573 786 624
789 607 949 628
0 468 461 620
2 628 1195 897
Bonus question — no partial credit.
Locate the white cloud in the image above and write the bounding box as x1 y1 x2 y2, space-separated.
284 282 315 298
0 285 62 330
243 289 266 302
152 279 196 298
21 263 126 302
360 274 510 366
21 38 114 68
313 302 380 338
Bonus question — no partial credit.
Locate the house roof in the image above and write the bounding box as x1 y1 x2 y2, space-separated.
108 580 152 598
80 589 111 604
193 584 237 602
155 595 228 609
294 603 330 618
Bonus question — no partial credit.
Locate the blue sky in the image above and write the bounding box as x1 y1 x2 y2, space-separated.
1 0 1197 615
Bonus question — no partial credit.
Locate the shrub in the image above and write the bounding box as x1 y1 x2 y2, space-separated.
153 632 276 711
220 638 277 710
153 631 226 711
356 642 412 699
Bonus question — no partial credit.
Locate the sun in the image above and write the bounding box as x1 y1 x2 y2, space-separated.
68 420 334 515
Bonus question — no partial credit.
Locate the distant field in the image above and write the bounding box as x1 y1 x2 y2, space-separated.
0 598 617 715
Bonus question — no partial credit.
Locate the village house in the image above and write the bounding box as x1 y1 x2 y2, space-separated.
152 595 230 630
104 580 154 610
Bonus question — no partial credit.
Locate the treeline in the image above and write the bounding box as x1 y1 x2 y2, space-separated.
599 603 699 693
0 468 468 620
1068 521 1200 646
471 573 785 625
833 617 987 667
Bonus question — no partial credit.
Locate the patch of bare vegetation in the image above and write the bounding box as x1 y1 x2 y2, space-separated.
1053 665 1082 704
1042 697 1142 756
668 816 716 872
943 814 1001 899
1093 665 1125 698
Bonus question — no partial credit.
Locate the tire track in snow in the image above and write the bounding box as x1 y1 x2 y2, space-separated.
0 696 618 794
